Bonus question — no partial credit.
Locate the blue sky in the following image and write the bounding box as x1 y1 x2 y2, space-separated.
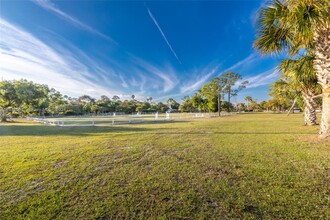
0 0 282 103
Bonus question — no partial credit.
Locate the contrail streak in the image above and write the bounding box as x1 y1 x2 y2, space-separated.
147 7 182 64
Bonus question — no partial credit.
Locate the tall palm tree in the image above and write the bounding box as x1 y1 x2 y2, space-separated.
245 96 253 112
269 79 293 112
254 0 330 138
280 55 321 125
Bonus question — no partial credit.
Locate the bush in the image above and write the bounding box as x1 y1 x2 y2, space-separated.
64 110 75 115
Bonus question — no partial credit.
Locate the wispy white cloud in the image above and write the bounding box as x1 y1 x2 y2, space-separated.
155 70 177 92
131 56 179 93
0 18 119 97
180 66 219 93
31 0 115 43
118 74 129 88
137 73 147 92
243 68 279 88
29 0 183 97
147 7 182 64
219 53 257 75
217 52 279 89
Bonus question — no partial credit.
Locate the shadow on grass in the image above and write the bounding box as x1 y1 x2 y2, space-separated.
0 120 317 136
0 125 156 136
0 127 316 137
164 131 316 134
0 120 185 136
0 120 21 123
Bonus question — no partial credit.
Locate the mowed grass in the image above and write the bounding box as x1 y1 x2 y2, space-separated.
0 114 329 219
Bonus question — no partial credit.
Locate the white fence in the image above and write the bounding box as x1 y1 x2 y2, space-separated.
27 116 145 127
27 112 237 127
27 114 169 127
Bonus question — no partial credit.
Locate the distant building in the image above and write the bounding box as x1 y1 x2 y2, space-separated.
293 108 301 113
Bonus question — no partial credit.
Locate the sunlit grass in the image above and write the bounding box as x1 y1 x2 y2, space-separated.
0 113 329 219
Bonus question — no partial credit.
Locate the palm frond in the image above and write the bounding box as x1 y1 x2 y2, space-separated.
279 55 321 93
254 0 296 55
254 0 328 56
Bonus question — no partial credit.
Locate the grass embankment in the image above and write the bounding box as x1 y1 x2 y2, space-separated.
0 114 329 219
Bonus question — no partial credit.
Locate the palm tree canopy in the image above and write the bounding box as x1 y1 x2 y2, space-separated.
279 55 321 93
270 79 294 100
254 0 329 56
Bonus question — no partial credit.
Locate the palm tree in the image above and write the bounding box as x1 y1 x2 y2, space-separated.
269 79 293 112
245 96 253 112
146 97 153 103
280 55 321 125
254 0 330 138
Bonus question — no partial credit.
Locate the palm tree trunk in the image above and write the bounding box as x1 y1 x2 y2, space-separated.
319 89 330 138
287 99 297 116
314 24 330 137
217 93 221 117
302 91 317 126
228 90 231 112
10 109 13 120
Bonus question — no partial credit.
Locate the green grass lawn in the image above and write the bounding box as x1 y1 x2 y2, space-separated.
1 113 329 219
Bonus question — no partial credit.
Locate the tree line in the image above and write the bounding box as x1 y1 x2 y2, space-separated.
0 68 322 123
0 79 183 121
0 72 249 121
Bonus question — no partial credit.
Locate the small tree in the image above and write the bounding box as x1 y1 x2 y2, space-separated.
112 95 120 102
201 78 226 116
0 81 17 122
167 98 179 111
179 96 196 112
13 80 49 116
191 92 208 112
221 72 248 112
